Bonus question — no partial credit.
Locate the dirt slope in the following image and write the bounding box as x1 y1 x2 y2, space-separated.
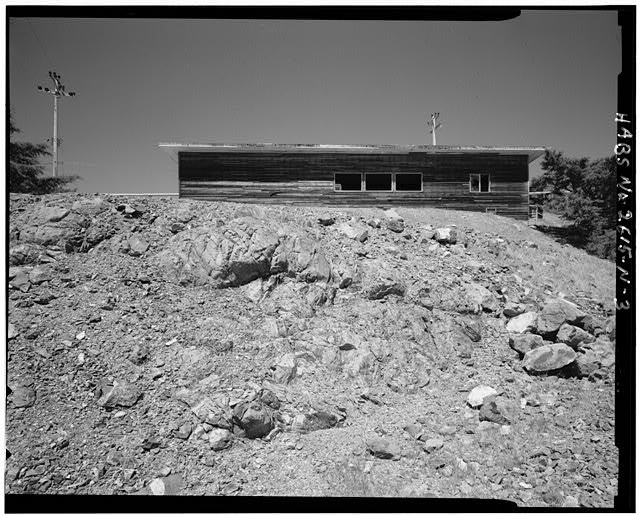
6 193 617 507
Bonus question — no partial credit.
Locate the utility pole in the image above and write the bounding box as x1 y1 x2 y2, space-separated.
427 112 442 145
38 71 76 177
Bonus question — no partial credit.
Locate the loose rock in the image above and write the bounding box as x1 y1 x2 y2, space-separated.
467 385 498 408
127 235 150 257
272 353 297 384
28 267 52 285
336 222 368 242
503 302 525 318
509 333 544 357
97 379 142 409
12 386 36 408
129 343 150 365
435 228 457 244
555 323 595 349
479 400 510 425
522 343 576 373
506 312 538 334
536 299 586 337
366 437 401 460
232 399 275 439
386 219 405 233
423 438 444 453
358 260 406 300
208 428 233 450
317 215 335 226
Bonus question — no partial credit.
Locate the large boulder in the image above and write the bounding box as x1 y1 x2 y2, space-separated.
506 312 538 334
279 231 332 283
535 299 586 337
9 243 48 266
157 218 282 287
33 205 70 223
357 260 405 300
19 213 88 247
522 343 576 373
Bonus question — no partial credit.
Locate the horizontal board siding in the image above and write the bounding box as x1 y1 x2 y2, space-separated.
178 152 530 219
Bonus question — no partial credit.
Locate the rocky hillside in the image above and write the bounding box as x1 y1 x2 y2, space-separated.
6 193 617 507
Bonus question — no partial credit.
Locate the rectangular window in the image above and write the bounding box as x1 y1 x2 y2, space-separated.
395 173 422 191
485 207 497 214
470 173 491 193
365 173 392 191
335 173 362 191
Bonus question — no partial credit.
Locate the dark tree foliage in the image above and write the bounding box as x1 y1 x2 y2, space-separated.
9 110 78 194
530 149 616 260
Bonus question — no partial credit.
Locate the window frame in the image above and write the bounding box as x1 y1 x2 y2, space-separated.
334 172 364 192
394 172 423 192
469 173 491 193
334 172 423 193
364 172 393 192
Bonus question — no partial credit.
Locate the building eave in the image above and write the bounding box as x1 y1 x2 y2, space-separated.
159 142 546 164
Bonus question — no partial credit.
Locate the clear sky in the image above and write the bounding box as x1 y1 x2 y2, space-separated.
8 10 621 193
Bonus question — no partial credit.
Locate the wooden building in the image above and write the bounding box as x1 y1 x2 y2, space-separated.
160 143 545 220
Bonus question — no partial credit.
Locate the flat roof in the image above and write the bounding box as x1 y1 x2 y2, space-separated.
159 142 546 164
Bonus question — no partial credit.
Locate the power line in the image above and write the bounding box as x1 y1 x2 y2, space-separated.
27 20 54 70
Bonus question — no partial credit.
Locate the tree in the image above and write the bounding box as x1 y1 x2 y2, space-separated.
530 149 616 260
9 109 78 194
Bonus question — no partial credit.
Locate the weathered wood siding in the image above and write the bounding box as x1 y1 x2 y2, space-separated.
179 152 530 219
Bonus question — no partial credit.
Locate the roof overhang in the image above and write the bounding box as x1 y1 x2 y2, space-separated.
159 142 546 164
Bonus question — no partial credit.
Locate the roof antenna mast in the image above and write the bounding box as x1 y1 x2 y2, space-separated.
38 71 76 177
427 112 442 146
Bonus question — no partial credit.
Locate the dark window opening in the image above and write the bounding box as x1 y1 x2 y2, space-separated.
335 173 362 191
481 174 490 192
395 173 422 191
365 173 392 191
470 173 491 193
